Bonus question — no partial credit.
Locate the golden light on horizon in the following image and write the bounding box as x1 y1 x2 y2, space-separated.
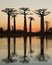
0 11 52 32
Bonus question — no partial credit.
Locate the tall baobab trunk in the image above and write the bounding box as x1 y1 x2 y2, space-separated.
29 19 31 33
24 12 27 33
46 21 48 33
41 15 44 33
19 7 31 33
14 17 16 31
8 14 10 31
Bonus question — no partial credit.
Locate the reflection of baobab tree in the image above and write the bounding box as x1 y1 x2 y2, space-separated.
33 9 50 61
11 37 17 57
2 37 17 63
7 37 12 61
29 36 34 53
19 35 30 63
19 7 32 33
2 37 12 62
39 36 45 61
23 36 27 62
20 36 29 63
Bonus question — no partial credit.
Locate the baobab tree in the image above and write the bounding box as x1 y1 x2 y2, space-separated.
11 11 19 57
29 17 34 33
45 21 49 49
2 8 17 32
11 12 19 31
33 9 50 61
28 17 34 53
45 21 49 33
33 9 50 33
2 8 17 61
19 7 32 33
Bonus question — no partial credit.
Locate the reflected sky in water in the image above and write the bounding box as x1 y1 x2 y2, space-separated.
0 36 52 60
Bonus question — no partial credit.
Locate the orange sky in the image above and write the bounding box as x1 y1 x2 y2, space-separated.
0 0 52 32
0 12 52 32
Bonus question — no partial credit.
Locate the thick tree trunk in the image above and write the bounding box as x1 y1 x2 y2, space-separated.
14 17 16 31
29 20 31 33
24 12 27 33
41 16 44 33
8 14 10 31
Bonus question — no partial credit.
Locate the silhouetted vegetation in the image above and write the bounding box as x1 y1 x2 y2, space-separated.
29 17 34 33
34 9 50 61
0 8 52 63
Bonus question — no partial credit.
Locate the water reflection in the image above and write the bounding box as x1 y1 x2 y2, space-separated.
46 36 48 49
2 36 17 63
2 37 12 62
7 37 11 61
11 37 17 57
39 36 45 61
0 36 52 63
20 36 29 63
37 35 49 61
29 36 34 53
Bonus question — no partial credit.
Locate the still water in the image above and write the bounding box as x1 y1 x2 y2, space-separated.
0 36 52 61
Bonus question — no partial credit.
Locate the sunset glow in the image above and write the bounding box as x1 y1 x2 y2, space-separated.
0 0 52 32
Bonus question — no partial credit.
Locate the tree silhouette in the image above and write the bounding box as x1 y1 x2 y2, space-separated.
24 36 27 62
2 37 13 62
28 17 34 53
11 12 19 32
33 9 50 33
19 7 32 33
7 37 11 61
45 21 49 33
33 9 50 61
29 17 34 33
20 36 29 63
29 36 34 53
11 37 17 57
2 8 17 62
45 21 49 49
13 37 17 56
2 8 17 32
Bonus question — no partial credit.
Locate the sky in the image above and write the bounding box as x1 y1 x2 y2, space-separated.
0 0 52 32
